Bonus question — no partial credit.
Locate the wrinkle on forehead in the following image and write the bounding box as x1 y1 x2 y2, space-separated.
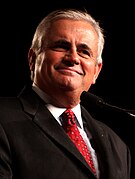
47 19 99 55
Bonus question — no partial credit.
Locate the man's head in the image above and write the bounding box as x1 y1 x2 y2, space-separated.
28 9 104 105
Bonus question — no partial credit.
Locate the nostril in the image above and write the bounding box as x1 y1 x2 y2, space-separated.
63 59 75 66
74 61 79 65
63 54 80 66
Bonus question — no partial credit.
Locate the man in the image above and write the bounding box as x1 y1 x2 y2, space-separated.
0 9 131 179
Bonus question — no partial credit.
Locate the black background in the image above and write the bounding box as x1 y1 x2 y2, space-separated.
0 0 134 110
0 0 135 177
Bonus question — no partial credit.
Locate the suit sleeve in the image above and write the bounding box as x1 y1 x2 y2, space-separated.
0 123 12 179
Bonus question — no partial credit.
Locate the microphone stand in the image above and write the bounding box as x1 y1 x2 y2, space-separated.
81 91 135 118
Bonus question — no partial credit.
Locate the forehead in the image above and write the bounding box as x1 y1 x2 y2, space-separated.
48 19 98 43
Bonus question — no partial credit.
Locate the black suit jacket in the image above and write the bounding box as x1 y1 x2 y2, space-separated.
0 86 131 179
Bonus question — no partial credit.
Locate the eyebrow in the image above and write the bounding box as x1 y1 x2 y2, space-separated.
47 39 70 48
53 39 70 45
49 39 93 57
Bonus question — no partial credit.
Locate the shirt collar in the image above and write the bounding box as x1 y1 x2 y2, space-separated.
32 83 83 129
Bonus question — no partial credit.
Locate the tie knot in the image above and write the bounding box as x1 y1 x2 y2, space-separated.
63 108 75 126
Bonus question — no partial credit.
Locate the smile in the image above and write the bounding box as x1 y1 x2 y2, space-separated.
55 67 84 76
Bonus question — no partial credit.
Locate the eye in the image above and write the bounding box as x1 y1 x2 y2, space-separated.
77 44 93 59
81 49 90 56
52 44 69 51
49 40 70 52
78 48 91 59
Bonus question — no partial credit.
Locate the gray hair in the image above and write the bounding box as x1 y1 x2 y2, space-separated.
31 8 105 64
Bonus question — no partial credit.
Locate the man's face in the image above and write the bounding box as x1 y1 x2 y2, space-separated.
32 19 102 95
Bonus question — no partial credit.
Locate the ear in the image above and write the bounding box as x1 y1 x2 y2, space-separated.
92 62 102 84
28 48 36 71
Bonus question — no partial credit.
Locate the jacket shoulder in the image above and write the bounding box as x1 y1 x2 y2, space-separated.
0 97 21 110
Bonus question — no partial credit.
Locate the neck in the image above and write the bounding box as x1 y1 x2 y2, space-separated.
46 90 81 108
33 83 82 108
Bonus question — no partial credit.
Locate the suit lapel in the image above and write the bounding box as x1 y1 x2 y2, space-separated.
33 105 88 162
81 106 117 179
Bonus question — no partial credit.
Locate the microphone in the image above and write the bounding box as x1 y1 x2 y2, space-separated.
81 91 104 107
81 91 135 118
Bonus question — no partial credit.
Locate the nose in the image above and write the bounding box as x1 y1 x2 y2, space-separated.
64 49 80 65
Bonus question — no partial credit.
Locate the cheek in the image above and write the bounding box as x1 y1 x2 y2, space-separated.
45 50 62 63
84 61 96 77
43 51 63 73
83 62 96 86
40 54 58 78
34 53 48 77
39 59 51 78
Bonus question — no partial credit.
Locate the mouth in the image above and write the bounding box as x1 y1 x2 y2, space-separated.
55 67 84 76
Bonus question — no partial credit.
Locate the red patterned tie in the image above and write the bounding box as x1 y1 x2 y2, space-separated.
62 108 96 175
